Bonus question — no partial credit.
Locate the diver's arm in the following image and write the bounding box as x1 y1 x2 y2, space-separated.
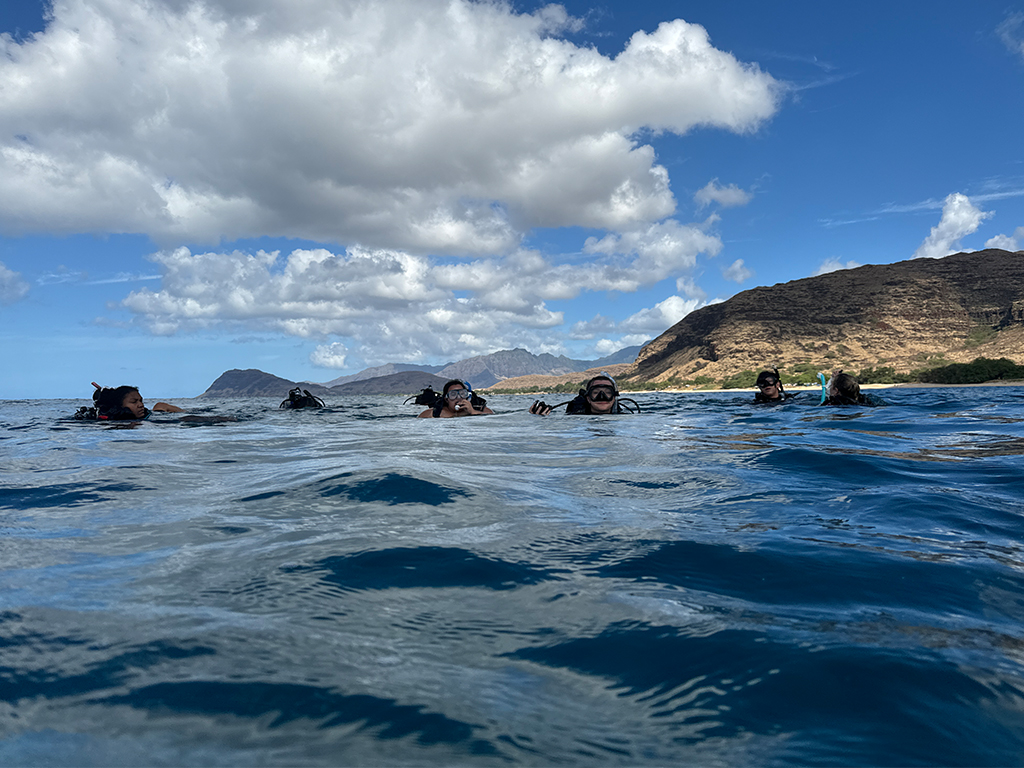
529 401 554 416
152 402 184 413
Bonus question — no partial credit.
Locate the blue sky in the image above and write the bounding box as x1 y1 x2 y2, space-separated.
1 0 1023 399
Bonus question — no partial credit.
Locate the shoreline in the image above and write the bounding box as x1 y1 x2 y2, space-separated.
639 381 1024 394
629 380 1024 395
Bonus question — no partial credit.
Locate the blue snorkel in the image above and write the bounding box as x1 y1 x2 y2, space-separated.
818 372 829 405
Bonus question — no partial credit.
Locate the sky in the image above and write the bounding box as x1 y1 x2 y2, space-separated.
1 0 1023 399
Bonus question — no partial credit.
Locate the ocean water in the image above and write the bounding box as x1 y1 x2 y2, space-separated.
2 388 1024 766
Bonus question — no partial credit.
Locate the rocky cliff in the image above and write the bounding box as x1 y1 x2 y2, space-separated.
623 249 1024 384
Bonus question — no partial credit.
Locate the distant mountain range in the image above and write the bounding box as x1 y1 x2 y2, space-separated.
322 362 451 388
198 344 646 397
329 371 450 396
429 345 641 388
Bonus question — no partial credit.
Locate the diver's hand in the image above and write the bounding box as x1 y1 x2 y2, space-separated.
152 402 184 413
529 400 553 416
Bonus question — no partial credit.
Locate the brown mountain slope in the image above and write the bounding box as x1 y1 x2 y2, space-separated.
199 369 333 398
329 371 449 395
622 249 1024 384
480 363 633 392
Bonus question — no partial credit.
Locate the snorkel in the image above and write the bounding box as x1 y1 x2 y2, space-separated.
818 372 830 404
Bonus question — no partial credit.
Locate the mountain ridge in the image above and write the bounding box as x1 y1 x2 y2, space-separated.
197 345 645 397
621 248 1024 385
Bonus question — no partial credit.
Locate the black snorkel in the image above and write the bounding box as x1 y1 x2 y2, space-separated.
773 367 785 398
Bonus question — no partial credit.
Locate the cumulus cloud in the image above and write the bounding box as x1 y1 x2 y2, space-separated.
0 261 30 305
0 0 782 251
675 276 707 300
694 178 753 210
620 295 701 333
722 258 752 282
582 219 723 284
814 257 861 275
571 294 700 339
985 226 1024 251
591 336 649 356
911 193 992 260
121 231 721 361
310 342 348 369
998 12 1024 62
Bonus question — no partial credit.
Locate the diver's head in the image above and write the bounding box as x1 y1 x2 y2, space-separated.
120 388 146 418
94 384 146 419
829 372 861 403
442 380 472 412
585 374 618 414
756 370 782 400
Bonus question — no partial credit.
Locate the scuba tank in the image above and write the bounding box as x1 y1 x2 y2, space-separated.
280 388 326 409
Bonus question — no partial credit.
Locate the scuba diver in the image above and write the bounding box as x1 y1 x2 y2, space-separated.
529 373 640 415
411 380 494 418
74 382 184 421
753 368 792 404
818 370 881 406
280 388 326 409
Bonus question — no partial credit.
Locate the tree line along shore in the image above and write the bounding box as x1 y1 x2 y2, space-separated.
483 357 1024 395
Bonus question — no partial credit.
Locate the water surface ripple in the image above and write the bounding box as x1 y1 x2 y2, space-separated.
2 389 1024 765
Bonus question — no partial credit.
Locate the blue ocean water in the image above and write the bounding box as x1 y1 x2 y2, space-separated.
2 388 1024 766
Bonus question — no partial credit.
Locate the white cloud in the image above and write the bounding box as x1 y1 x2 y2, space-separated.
0 261 30 305
121 232 721 361
985 226 1024 251
815 257 861 275
310 342 348 369
722 258 752 283
86 272 162 285
675 276 707 300
694 178 753 210
591 335 649 356
582 219 723 285
37 269 86 285
0 0 781 252
571 294 700 339
998 12 1024 62
620 295 700 333
911 193 993 260
569 314 617 338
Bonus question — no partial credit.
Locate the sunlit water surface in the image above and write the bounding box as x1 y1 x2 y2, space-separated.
2 389 1024 766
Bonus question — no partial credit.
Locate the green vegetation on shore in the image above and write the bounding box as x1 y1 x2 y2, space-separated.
918 357 1024 384
484 357 1024 394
